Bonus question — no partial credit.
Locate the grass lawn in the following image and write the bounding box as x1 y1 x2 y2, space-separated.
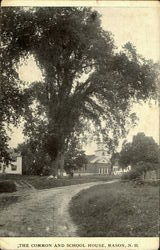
69 181 159 237
0 195 20 211
0 174 118 190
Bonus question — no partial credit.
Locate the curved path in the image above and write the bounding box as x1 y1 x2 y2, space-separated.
0 180 117 237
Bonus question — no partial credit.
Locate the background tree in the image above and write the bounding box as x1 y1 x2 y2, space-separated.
17 141 51 175
0 7 32 165
1 7 158 175
0 33 26 165
64 139 87 175
17 138 87 176
110 152 120 173
119 133 159 178
0 126 10 167
118 141 132 169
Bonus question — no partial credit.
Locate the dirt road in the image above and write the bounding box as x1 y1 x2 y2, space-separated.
0 180 116 237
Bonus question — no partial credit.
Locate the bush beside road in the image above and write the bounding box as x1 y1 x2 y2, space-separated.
0 180 17 193
0 174 118 191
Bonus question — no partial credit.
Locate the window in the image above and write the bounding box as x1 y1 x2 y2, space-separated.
11 165 17 171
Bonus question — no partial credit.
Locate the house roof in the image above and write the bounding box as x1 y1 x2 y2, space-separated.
94 157 109 164
11 152 21 158
86 154 110 164
86 155 96 162
7 148 21 158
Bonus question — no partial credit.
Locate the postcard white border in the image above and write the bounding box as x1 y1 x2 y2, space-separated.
0 1 159 250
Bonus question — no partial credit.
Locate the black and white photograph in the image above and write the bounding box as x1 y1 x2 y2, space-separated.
0 1 159 249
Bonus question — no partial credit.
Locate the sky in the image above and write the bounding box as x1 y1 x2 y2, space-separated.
7 6 159 154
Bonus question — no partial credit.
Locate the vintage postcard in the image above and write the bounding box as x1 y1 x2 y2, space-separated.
0 1 159 250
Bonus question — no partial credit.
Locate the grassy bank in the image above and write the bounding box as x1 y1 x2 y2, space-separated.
0 195 20 211
69 181 159 237
0 174 118 190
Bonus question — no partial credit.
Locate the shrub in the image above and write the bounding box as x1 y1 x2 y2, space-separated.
0 180 17 193
121 169 141 181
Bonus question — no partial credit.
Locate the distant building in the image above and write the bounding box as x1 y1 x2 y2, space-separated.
0 149 22 175
112 165 131 175
112 157 131 175
76 143 111 175
110 154 132 175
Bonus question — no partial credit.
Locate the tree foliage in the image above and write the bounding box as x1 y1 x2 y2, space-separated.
1 7 159 173
110 152 120 172
119 133 159 172
64 139 87 174
0 7 29 163
17 141 51 175
17 138 87 175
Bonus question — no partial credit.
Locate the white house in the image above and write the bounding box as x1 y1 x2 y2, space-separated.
0 149 22 175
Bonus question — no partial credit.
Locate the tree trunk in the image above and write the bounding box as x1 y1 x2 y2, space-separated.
2 164 6 174
50 157 58 177
50 151 65 178
59 152 64 177
143 170 146 180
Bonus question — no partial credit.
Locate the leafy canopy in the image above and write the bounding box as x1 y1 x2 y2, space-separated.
17 141 51 175
119 133 159 171
1 7 158 162
64 138 87 174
